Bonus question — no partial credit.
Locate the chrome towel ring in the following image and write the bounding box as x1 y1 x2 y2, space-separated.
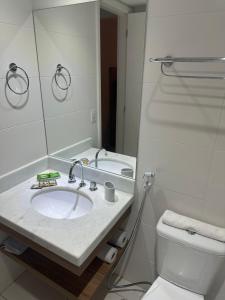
6 63 30 95
54 64 71 90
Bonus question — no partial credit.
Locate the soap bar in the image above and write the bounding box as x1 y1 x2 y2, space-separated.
37 173 49 182
49 172 61 179
37 172 61 182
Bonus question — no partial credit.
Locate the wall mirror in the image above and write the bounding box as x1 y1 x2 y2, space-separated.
33 0 147 179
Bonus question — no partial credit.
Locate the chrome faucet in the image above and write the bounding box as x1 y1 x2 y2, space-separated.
95 148 107 168
68 160 86 187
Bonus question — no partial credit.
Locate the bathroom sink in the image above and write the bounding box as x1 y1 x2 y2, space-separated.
31 187 93 220
89 158 134 177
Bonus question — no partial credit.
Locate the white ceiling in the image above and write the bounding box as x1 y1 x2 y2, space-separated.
120 0 146 6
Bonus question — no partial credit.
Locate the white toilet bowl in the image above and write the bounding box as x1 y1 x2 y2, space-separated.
142 277 204 300
140 211 225 300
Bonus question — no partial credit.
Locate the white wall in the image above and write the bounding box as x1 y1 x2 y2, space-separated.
0 0 47 292
32 0 131 14
34 2 99 154
32 0 96 10
123 12 146 157
0 0 47 177
125 1 225 299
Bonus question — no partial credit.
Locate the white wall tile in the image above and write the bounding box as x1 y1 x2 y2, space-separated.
40 75 97 118
32 0 96 10
0 0 47 178
34 19 97 78
215 102 225 151
34 3 98 154
0 0 33 27
0 24 39 79
0 0 48 295
141 82 224 148
142 184 205 227
45 110 96 153
203 150 225 227
149 0 225 16
0 120 47 176
0 78 43 130
138 137 212 199
124 240 156 285
126 4 225 299
0 253 25 294
145 12 225 83
33 2 96 37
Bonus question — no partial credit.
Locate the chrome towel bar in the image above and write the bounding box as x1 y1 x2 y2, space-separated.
149 56 225 79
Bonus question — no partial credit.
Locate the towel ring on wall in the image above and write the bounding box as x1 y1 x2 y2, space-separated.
6 63 30 95
54 64 72 90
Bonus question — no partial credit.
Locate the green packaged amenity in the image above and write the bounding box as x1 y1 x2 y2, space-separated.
37 172 61 182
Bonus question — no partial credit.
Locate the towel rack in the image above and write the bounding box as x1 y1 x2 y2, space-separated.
54 64 71 90
6 63 30 95
149 56 225 79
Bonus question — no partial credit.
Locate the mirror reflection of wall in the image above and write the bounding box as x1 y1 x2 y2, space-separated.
100 4 146 158
34 2 99 154
33 0 147 179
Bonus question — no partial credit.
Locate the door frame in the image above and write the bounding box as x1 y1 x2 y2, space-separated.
98 0 131 152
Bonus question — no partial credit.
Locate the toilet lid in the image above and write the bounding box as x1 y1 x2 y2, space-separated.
142 277 204 300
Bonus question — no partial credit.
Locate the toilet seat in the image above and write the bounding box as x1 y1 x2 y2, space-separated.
142 277 204 300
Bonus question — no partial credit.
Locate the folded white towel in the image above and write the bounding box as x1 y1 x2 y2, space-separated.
162 210 225 243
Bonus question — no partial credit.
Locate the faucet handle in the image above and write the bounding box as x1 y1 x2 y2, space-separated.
90 181 97 191
79 180 86 188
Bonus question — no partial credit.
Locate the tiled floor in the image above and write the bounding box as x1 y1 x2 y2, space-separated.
1 271 67 300
105 279 146 300
0 271 146 300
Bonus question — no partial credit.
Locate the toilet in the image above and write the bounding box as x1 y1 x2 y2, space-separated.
142 213 225 300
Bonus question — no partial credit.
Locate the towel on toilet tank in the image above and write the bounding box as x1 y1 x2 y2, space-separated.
162 210 225 243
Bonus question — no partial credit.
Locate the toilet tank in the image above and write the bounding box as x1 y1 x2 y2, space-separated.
156 216 225 295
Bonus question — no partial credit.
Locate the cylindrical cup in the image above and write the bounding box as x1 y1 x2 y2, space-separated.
104 181 115 202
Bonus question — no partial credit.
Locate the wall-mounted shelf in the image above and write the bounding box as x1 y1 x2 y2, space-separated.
149 56 225 79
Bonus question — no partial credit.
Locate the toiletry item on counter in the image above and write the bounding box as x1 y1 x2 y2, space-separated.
37 172 61 181
109 230 128 248
31 171 61 189
97 244 118 264
1 238 28 255
121 168 134 178
80 158 90 166
104 181 115 202
31 181 58 189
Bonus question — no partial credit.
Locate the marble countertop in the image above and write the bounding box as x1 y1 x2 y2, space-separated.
0 172 134 266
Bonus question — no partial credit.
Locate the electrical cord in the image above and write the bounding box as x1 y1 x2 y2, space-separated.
107 172 155 291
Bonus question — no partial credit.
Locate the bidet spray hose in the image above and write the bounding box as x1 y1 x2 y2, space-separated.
107 171 155 291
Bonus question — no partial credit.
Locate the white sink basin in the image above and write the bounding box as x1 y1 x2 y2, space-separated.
31 187 93 220
89 158 134 177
